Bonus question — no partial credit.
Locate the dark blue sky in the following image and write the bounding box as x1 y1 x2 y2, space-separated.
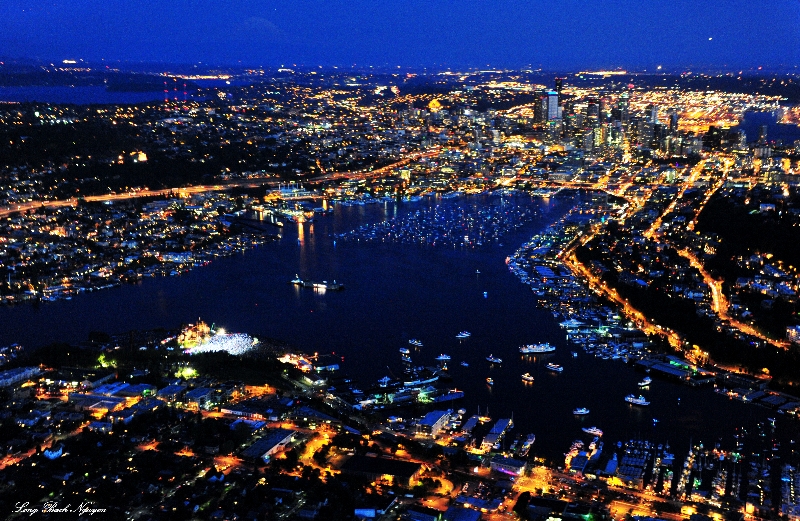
2 0 798 70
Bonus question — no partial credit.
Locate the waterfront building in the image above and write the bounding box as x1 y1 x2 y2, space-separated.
490 455 527 476
416 410 451 436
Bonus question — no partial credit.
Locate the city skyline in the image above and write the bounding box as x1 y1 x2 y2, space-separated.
3 4 800 519
2 0 799 70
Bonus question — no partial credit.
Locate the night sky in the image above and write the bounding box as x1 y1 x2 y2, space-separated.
2 0 798 69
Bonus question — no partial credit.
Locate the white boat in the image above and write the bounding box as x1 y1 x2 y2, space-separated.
409 339 423 347
460 361 469 367
638 376 652 387
582 426 603 437
546 363 563 373
519 343 556 354
401 354 412 362
435 354 451 361
625 394 650 406
403 375 439 386
521 373 535 382
573 407 590 415
399 347 410 355
486 355 502 364
519 434 536 456
456 331 472 339
486 377 494 385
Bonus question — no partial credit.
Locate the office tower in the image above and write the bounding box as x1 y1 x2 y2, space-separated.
758 124 768 144
586 97 599 125
546 91 560 121
555 77 565 104
618 92 630 127
648 104 659 124
668 109 679 133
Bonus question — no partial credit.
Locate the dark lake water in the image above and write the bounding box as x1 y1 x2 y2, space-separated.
0 80 254 105
0 86 185 105
740 110 800 144
0 194 793 464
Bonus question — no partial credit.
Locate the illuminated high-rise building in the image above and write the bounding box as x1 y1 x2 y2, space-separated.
618 92 630 126
668 109 679 133
555 77 565 104
586 97 600 125
648 104 659 124
758 124 769 144
546 91 560 121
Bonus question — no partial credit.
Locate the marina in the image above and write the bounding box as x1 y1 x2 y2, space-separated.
0 194 789 467
335 198 539 248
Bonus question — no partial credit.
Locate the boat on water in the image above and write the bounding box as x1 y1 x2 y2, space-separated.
518 433 536 456
409 339 423 347
625 394 650 406
290 275 344 290
486 355 502 364
521 373 534 382
399 347 410 355
476 269 481 274
460 361 469 367
403 374 439 387
638 376 652 387
573 407 590 415
546 363 563 373
582 426 603 437
519 342 555 354
401 354 412 363
435 354 451 361
456 331 472 339
486 377 494 385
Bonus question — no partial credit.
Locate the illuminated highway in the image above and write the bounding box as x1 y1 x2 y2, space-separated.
0 149 441 218
643 160 707 240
